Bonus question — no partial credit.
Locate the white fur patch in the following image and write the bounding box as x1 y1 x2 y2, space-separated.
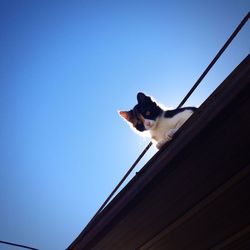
150 109 194 147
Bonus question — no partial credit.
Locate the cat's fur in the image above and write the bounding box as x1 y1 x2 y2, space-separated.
119 92 197 149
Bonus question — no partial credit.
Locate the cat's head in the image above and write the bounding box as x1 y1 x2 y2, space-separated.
119 92 162 132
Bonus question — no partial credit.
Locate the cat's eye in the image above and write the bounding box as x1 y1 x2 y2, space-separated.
146 111 151 116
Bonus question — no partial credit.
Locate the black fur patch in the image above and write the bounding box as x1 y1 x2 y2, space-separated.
164 107 197 118
136 93 163 121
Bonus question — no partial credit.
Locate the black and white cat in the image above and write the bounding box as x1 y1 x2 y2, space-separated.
119 92 197 149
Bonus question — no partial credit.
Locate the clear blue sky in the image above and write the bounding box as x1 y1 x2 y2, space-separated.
0 1 249 249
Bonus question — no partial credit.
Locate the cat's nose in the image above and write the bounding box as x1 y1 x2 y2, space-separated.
145 120 152 127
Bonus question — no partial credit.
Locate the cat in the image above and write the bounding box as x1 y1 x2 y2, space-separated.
119 92 197 149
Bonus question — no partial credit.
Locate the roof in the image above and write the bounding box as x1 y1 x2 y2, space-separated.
68 54 250 250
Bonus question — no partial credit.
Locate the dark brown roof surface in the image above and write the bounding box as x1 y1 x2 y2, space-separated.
68 54 250 250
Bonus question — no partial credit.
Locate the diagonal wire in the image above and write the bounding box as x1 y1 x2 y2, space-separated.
177 11 250 108
0 240 39 250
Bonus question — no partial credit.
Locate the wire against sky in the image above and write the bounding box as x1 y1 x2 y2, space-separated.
0 240 39 250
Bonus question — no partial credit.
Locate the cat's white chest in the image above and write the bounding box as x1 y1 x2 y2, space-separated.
150 117 174 142
150 110 193 144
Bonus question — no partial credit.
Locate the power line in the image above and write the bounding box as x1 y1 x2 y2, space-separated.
0 240 39 250
177 11 250 109
90 141 153 221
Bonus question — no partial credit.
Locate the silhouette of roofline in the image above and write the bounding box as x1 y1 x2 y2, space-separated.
68 54 250 249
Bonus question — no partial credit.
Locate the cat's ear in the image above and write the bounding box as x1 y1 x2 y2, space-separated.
119 110 133 123
137 92 151 104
